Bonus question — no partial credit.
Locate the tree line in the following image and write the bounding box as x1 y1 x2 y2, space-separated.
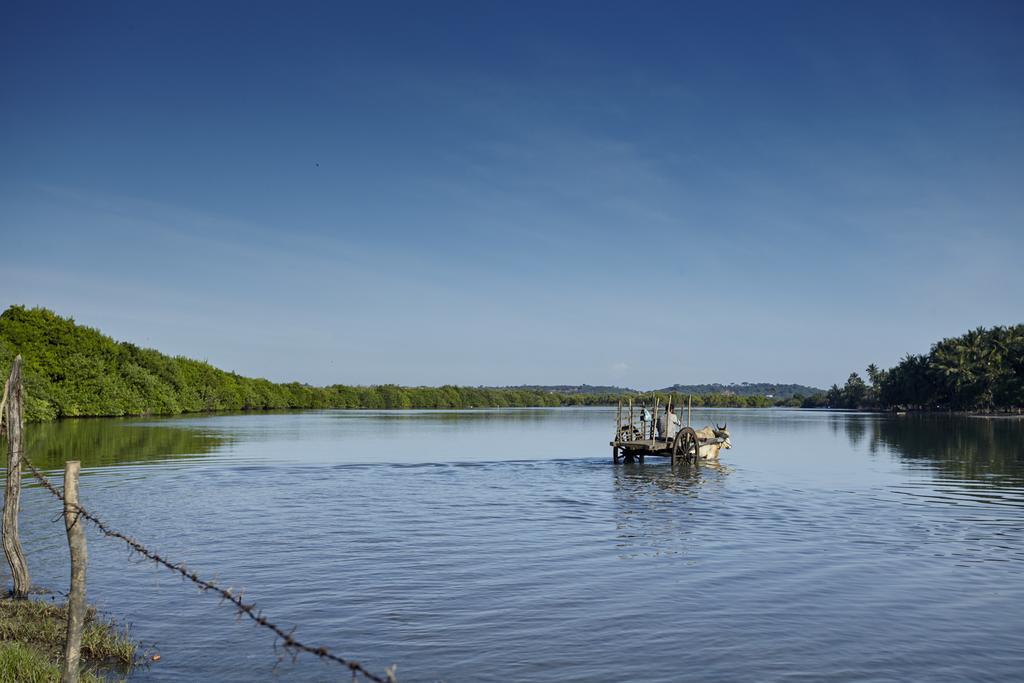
825 324 1024 412
0 306 795 422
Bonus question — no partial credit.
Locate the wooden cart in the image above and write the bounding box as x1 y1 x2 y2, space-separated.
609 396 725 464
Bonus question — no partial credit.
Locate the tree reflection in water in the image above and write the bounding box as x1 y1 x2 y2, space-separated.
868 415 1024 484
6 417 227 471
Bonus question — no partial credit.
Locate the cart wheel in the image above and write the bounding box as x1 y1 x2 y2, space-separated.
672 427 699 462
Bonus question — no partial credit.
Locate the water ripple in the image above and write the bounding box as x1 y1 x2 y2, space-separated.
7 409 1024 682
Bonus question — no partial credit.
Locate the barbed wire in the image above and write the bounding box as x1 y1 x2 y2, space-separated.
18 453 398 683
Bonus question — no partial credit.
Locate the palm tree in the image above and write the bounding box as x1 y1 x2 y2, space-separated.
865 363 884 407
990 325 1024 408
932 338 972 408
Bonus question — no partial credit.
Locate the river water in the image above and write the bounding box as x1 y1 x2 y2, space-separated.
5 408 1024 682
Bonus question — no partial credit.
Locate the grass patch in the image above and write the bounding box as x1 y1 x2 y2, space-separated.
0 598 134 680
0 641 111 683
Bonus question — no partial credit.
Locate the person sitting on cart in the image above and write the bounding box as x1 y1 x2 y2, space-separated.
639 406 651 436
657 405 680 440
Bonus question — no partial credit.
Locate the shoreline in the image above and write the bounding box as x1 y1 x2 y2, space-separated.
26 401 789 423
24 404 1024 425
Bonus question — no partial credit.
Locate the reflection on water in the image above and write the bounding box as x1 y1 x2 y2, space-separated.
12 417 229 470
611 461 732 560
842 414 868 447
869 414 1024 483
6 409 590 473
614 459 732 496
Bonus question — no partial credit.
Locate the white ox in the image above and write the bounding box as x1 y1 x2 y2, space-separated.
693 423 732 459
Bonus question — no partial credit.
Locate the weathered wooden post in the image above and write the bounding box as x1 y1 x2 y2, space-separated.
638 396 648 462
665 395 672 442
653 397 660 439
687 394 692 427
614 401 621 463
61 461 87 683
2 356 30 599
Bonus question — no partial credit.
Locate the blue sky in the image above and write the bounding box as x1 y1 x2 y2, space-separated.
2 1 1022 389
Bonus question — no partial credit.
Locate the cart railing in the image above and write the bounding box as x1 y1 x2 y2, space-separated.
615 394 694 442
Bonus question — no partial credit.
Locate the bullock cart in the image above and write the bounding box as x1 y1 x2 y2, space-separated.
609 396 729 464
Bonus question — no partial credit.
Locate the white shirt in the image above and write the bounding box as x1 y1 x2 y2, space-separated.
657 411 680 438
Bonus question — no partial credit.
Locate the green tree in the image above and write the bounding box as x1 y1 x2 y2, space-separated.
842 372 867 409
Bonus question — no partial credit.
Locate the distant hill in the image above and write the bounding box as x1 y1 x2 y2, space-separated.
494 384 637 395
498 383 824 399
654 383 825 399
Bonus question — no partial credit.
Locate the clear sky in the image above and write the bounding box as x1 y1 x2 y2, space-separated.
2 1 1022 390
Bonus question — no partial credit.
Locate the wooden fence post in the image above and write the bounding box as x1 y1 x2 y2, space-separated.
61 461 87 683
2 355 30 599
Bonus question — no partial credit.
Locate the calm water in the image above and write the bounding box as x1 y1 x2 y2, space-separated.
5 408 1024 682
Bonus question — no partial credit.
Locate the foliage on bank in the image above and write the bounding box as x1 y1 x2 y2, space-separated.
826 325 1024 411
1 306 800 422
